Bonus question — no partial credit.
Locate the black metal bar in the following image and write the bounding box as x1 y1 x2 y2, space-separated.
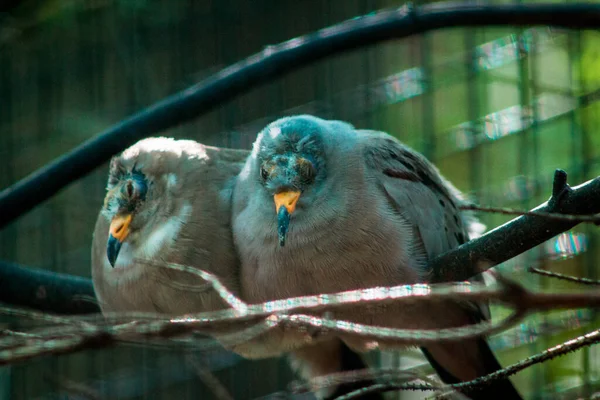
2 3 600 228
0 260 99 314
432 170 600 282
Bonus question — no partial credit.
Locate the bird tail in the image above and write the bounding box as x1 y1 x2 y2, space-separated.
421 339 522 400
323 341 383 400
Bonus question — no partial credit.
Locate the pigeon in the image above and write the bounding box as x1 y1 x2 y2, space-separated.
92 137 247 315
232 115 521 400
91 136 376 399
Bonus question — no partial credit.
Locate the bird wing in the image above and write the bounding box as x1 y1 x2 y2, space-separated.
359 129 489 321
358 131 526 399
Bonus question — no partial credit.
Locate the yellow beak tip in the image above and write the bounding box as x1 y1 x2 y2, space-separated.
273 191 301 214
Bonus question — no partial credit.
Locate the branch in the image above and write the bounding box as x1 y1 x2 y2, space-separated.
3 4 600 227
459 203 600 224
330 327 600 399
289 368 445 398
4 266 600 365
529 266 600 285
432 170 600 282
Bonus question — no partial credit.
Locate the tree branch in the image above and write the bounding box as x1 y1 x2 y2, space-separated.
3 265 600 365
432 170 600 282
328 326 600 399
528 266 600 285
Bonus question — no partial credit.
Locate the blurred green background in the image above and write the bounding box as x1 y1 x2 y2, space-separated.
1 0 600 398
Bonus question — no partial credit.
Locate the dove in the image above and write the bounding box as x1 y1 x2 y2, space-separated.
91 136 376 400
232 115 522 400
91 137 248 315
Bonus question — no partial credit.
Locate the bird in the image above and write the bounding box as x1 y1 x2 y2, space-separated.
91 137 248 315
91 136 376 400
231 115 522 400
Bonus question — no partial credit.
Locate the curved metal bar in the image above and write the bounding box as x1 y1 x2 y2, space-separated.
0 260 99 314
2 3 600 228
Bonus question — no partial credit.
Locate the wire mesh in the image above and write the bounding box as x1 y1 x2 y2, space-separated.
1 0 600 399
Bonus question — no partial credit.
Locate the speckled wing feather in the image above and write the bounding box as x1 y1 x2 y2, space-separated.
359 129 486 299
359 130 523 400
358 131 475 258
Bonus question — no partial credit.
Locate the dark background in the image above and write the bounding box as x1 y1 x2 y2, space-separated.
1 0 599 398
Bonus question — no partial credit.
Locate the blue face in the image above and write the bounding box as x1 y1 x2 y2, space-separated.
257 117 327 194
256 117 327 246
259 152 317 194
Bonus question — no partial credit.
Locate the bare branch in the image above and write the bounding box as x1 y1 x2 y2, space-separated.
433 170 600 282
139 259 248 313
529 266 600 285
460 203 600 224
3 270 600 365
290 368 445 397
449 328 600 394
336 383 438 400
330 327 600 399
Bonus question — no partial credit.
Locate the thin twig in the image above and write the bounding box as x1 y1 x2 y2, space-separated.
336 383 437 400
139 259 248 313
460 203 600 224
3 272 600 365
290 368 444 396
529 266 600 285
335 327 600 399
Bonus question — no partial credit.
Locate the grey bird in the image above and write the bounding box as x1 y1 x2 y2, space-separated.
91 137 247 315
232 115 522 400
91 136 375 399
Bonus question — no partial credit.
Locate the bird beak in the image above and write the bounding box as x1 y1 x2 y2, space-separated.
274 191 301 247
107 214 132 267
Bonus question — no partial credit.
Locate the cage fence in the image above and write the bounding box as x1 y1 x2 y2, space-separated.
1 0 600 399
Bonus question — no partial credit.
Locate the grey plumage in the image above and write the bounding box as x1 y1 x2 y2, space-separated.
232 115 521 399
91 137 375 400
92 137 247 315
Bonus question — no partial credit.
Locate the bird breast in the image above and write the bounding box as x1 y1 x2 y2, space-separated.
236 199 421 305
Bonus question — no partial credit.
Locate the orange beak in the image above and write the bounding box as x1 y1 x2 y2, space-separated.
273 191 301 214
274 191 301 247
109 214 132 242
107 214 132 267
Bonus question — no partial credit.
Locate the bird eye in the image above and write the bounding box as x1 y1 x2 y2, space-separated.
126 181 134 198
122 175 147 202
298 158 316 181
260 165 270 181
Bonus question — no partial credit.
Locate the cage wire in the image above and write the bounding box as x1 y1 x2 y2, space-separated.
1 0 600 399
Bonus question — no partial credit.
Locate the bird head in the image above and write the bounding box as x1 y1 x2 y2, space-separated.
101 137 192 267
103 165 147 267
252 115 353 246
